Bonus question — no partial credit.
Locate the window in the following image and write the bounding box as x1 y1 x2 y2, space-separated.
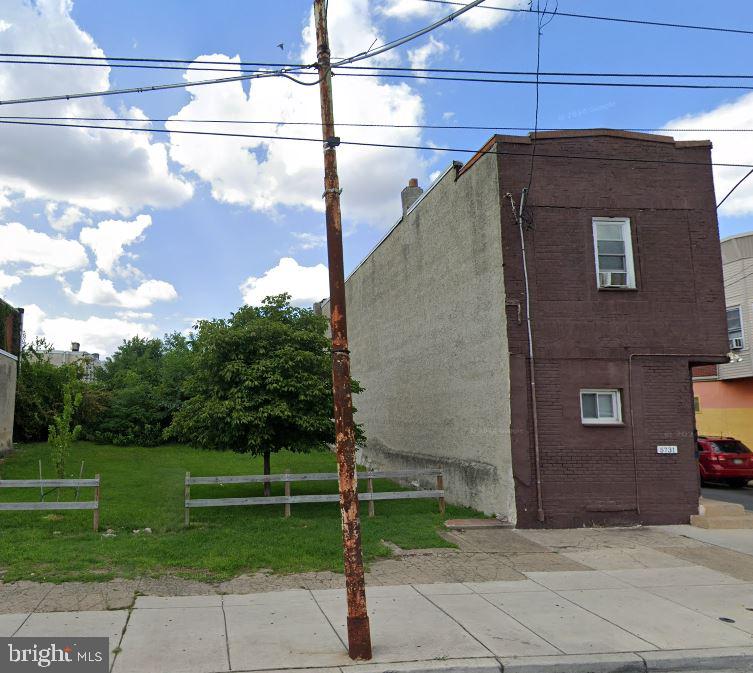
694 396 701 413
592 217 635 289
580 389 622 425
727 306 744 350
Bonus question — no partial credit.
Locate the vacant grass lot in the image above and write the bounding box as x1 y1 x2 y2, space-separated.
0 442 482 583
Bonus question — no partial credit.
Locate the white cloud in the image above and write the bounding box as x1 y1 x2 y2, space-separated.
291 232 327 250
240 257 329 307
79 214 152 275
0 270 20 293
65 271 178 309
0 1 193 214
167 0 426 226
0 222 89 276
45 203 89 232
379 0 527 30
20 303 155 356
408 37 448 71
666 93 753 215
116 310 154 320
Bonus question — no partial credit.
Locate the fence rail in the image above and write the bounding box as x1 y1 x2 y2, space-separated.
184 469 444 525
0 476 100 530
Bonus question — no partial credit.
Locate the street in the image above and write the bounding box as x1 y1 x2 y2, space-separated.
702 483 753 511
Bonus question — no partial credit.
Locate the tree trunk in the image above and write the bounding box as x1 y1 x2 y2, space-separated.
263 450 271 497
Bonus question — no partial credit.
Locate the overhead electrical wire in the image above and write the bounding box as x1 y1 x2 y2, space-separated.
8 55 753 81
1 117 750 170
0 114 752 134
0 0 485 106
716 169 753 210
417 0 753 37
7 58 753 91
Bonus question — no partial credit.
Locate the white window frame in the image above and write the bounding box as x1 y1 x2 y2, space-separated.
580 389 623 425
592 217 636 289
727 305 744 350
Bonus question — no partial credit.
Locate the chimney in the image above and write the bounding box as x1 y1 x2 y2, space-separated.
401 178 423 216
71 342 80 352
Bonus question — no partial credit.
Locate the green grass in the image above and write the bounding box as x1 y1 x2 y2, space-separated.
0 442 482 583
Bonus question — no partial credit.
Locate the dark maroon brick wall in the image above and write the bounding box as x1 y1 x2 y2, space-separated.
492 132 728 528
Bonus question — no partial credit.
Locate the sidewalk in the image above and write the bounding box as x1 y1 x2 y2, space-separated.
3 565 753 673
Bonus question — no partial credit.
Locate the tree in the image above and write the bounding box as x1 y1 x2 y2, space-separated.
48 378 82 481
167 294 363 494
14 338 81 442
86 334 193 446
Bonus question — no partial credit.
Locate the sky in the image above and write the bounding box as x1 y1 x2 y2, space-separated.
2 0 753 355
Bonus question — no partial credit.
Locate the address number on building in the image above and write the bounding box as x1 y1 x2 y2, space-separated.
657 445 678 454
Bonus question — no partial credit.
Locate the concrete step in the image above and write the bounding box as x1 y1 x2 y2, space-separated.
699 499 747 517
690 513 753 529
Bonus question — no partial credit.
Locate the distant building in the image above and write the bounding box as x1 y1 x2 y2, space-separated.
322 130 728 528
47 342 104 382
694 232 753 448
0 298 23 454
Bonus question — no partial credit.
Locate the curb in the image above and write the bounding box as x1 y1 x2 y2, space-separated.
499 653 644 673
323 648 753 673
640 647 753 672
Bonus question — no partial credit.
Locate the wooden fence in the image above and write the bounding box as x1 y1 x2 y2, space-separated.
0 476 101 531
184 469 444 525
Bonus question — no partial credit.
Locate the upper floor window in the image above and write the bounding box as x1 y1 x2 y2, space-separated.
592 217 636 289
727 306 744 350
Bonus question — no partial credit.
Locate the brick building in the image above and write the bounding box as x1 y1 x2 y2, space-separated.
323 129 728 528
0 298 23 454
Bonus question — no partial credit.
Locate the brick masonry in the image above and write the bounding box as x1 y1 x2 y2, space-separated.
491 132 729 527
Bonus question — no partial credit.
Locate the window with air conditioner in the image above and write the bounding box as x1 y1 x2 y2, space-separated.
592 217 636 289
727 306 744 350
580 389 623 425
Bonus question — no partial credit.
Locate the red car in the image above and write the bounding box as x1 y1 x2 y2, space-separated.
698 436 753 488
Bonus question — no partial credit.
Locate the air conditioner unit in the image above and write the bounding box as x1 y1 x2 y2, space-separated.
730 337 744 350
598 271 628 288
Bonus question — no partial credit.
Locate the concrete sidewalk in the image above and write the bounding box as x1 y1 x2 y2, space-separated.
4 566 753 673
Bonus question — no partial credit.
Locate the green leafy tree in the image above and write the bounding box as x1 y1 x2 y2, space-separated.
14 338 81 442
87 334 193 446
167 294 363 493
48 379 82 480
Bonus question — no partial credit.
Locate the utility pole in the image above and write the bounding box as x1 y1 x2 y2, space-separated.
313 0 372 661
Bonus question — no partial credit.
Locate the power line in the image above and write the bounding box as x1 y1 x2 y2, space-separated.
717 169 753 210
0 0 485 106
340 71 753 91
0 117 749 170
9 55 753 80
4 115 753 136
725 267 753 287
418 0 753 37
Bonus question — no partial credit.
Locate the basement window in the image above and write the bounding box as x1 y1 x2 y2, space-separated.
592 217 636 289
580 389 622 425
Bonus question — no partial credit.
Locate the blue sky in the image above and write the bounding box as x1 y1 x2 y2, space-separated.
1 0 753 354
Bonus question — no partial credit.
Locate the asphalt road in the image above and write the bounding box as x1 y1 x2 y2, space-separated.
702 483 753 511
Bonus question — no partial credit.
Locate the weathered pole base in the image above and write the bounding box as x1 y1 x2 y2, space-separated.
346 615 373 660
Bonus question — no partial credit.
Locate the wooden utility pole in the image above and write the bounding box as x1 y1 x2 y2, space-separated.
313 0 372 661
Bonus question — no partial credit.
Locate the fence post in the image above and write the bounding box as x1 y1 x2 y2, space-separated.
185 472 190 527
367 477 375 517
93 474 100 532
437 469 445 516
284 473 291 518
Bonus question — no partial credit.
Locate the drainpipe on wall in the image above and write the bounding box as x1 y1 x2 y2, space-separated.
505 190 545 523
